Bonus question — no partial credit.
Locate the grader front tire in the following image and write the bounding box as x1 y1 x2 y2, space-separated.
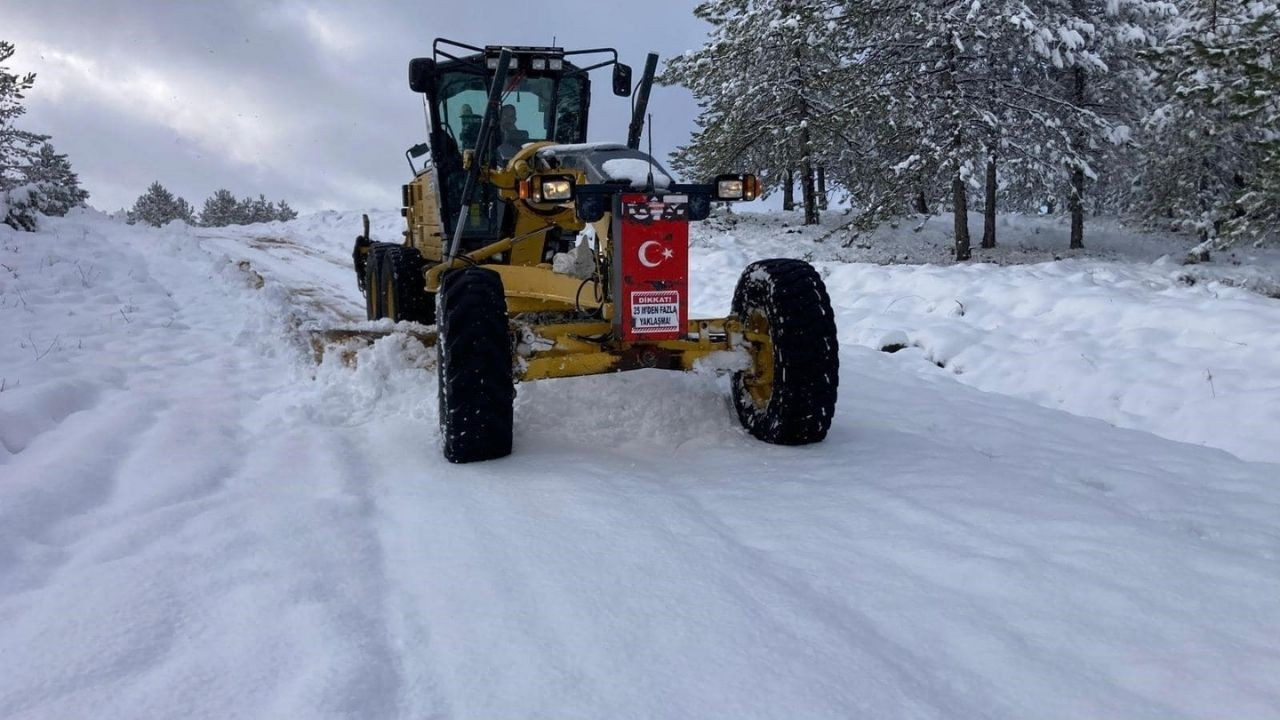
731 259 839 445
437 267 514 463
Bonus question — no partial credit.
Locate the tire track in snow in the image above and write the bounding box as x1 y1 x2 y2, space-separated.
595 467 982 719
0 393 162 590
356 417 954 717
223 426 407 720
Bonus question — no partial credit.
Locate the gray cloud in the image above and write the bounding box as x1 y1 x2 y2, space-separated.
4 0 708 212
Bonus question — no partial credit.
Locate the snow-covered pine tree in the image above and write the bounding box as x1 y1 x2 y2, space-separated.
232 196 255 224
1024 0 1173 248
20 142 89 216
274 199 297 222
660 0 844 225
200 189 239 226
1 40 53 230
836 1 1040 259
127 182 194 227
0 41 46 184
834 0 1168 254
1141 0 1279 254
175 197 195 225
974 16 1048 249
248 194 277 224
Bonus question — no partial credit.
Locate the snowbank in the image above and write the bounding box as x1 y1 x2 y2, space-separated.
690 210 1280 463
823 260 1280 463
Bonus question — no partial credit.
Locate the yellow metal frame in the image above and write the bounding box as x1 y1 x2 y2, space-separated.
516 317 766 382
740 309 775 409
372 139 776 385
427 258 607 315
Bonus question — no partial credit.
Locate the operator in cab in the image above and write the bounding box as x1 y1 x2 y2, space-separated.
497 104 530 161
459 103 481 149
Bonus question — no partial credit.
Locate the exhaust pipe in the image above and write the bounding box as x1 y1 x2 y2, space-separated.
627 53 659 151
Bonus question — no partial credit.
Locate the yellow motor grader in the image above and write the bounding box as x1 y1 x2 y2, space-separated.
353 39 838 462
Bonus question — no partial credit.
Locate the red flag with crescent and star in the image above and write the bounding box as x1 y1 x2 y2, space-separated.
612 193 690 342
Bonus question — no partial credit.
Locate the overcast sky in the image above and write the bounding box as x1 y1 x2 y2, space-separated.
3 0 708 212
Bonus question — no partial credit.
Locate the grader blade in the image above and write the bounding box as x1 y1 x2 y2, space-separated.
307 325 437 365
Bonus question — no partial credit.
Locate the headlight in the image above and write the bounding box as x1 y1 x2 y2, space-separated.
541 179 573 201
486 56 519 70
713 173 761 201
716 178 745 200
520 175 576 203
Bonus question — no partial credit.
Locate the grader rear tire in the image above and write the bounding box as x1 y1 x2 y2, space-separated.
363 243 397 320
437 267 514 463
379 247 435 325
731 258 839 445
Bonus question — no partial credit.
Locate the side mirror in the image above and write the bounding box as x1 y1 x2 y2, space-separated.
409 57 436 93
405 143 431 174
612 63 633 97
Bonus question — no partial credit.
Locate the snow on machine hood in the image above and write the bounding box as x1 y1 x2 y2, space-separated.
537 143 673 188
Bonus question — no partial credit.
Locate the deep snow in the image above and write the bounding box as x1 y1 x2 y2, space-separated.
693 211 1280 463
1 209 1279 719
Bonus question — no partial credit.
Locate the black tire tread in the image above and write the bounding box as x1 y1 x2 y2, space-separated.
731 258 839 445
380 246 435 325
363 242 398 320
437 267 514 463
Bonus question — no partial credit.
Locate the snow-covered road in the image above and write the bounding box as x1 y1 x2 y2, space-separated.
2 211 1278 718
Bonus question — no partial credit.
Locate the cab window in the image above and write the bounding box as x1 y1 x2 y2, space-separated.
438 72 556 150
554 76 587 143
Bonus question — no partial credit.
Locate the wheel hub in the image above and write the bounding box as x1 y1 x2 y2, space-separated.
383 271 397 320
743 309 774 409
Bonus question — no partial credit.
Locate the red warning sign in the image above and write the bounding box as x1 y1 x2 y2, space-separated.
612 193 689 342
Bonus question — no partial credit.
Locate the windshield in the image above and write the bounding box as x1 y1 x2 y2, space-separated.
436 70 587 153
427 65 591 245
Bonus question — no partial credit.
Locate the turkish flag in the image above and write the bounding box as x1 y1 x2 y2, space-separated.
612 193 690 342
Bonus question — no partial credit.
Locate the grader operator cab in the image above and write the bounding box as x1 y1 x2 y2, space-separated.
353 39 839 463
